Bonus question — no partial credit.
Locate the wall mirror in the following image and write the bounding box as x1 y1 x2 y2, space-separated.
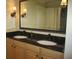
19 0 68 33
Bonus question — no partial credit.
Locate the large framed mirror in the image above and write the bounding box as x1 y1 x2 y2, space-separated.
19 0 67 33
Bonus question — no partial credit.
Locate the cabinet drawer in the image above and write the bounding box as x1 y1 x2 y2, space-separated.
25 43 40 53
26 50 39 56
40 48 64 59
6 38 14 43
40 55 64 59
14 40 27 48
40 55 57 59
25 50 39 59
6 38 14 46
14 40 39 53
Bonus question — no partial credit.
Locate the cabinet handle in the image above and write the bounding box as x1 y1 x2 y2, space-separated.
14 46 16 48
11 45 13 47
36 55 38 57
41 57 43 59
11 45 16 48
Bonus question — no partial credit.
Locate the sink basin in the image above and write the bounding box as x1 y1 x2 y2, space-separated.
37 40 57 46
14 35 28 39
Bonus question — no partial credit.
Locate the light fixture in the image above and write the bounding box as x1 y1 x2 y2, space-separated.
11 7 16 17
60 0 68 7
21 9 27 17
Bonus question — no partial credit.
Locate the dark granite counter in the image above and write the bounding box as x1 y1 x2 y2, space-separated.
6 31 65 53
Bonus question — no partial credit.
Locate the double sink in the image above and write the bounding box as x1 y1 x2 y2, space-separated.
6 31 65 52
14 35 57 46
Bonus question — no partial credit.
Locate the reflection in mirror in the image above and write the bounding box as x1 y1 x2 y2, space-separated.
19 0 67 33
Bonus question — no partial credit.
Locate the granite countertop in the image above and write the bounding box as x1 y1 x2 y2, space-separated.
6 31 65 53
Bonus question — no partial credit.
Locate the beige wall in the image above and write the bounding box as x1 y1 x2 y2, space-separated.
6 0 19 32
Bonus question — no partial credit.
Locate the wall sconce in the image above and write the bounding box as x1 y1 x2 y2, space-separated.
11 7 16 17
21 9 27 17
60 0 68 8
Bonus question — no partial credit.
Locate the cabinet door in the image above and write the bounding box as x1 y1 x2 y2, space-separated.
25 50 39 59
6 38 15 59
40 54 63 59
15 46 25 59
40 48 64 59
14 40 25 59
40 55 56 59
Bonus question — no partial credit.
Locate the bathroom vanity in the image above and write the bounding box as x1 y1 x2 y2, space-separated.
6 31 65 59
6 0 68 59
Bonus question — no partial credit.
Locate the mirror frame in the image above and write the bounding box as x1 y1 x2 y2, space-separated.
19 0 67 34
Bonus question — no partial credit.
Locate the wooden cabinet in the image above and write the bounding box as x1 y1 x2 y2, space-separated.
14 40 40 59
6 38 15 59
25 50 39 59
40 55 55 59
40 48 64 59
15 46 25 59
6 38 25 59
6 38 39 59
14 40 25 59
22 42 40 59
6 38 64 59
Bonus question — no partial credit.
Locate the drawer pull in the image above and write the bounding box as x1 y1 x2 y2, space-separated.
14 46 16 48
36 55 38 57
41 57 43 59
11 45 13 47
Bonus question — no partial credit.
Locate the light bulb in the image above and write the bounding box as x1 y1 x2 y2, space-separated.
13 7 16 11
61 0 67 6
23 9 27 13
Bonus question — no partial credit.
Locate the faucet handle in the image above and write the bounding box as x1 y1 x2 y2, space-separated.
48 34 52 40
48 34 51 36
23 30 26 32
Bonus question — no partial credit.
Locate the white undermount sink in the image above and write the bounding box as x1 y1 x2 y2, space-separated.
37 40 57 46
14 35 28 39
